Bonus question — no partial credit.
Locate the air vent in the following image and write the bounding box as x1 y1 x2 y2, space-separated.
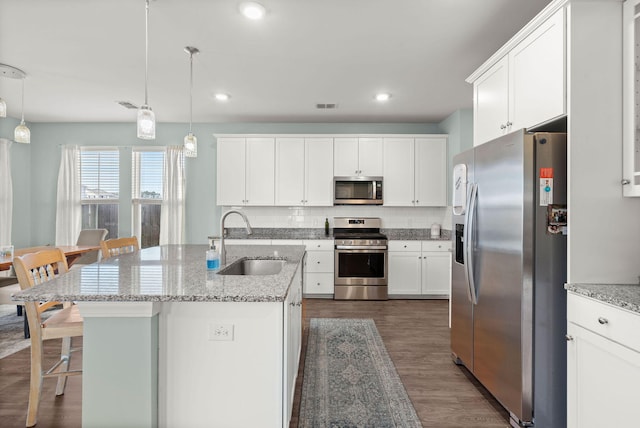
117 101 138 109
316 103 338 109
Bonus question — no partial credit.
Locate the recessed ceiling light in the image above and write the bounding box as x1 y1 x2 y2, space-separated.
239 2 266 20
215 93 230 101
375 93 391 102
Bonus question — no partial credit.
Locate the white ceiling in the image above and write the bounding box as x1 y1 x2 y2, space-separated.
0 0 553 124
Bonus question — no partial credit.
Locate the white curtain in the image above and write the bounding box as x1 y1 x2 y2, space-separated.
55 145 81 245
159 146 185 245
0 139 12 246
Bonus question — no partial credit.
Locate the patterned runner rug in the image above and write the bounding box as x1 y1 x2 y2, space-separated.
299 318 422 428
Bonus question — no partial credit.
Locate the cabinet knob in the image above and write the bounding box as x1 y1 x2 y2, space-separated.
415 200 419 204
506 121 512 127
622 179 631 185
317 261 321 264
500 124 506 130
597 317 609 325
565 334 574 341
316 282 320 286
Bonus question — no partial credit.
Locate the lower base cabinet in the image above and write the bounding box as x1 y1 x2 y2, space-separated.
567 292 640 428
388 240 451 298
303 240 334 297
160 266 303 428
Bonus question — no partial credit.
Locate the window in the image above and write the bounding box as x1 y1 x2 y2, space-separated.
132 149 164 248
80 149 119 239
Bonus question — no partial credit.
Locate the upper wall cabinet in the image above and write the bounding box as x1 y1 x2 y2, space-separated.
623 0 640 197
383 136 447 207
275 137 334 206
217 137 275 206
471 8 565 146
334 137 383 176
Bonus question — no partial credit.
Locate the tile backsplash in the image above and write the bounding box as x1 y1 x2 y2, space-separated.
220 206 452 230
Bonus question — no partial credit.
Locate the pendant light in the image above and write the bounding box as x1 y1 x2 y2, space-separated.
137 0 155 140
183 46 199 158
0 63 27 120
14 78 30 144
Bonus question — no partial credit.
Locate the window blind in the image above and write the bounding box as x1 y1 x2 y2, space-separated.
132 149 164 200
79 149 119 200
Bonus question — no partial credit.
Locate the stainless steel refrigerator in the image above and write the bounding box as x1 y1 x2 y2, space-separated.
451 130 567 428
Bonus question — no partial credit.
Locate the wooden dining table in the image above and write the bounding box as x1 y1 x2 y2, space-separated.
0 245 102 271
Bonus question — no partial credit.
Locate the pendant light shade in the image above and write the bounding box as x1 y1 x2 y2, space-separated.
137 105 155 140
183 46 199 158
0 98 6 118
137 0 155 140
14 78 30 144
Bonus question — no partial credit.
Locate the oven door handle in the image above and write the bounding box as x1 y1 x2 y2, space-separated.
335 245 388 250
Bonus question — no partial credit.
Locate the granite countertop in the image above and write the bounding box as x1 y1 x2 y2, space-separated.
13 244 306 303
222 227 451 241
565 283 640 314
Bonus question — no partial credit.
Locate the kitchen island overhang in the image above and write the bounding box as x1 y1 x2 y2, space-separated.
14 244 306 428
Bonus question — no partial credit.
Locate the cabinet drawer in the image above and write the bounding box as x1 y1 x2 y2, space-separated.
271 239 303 245
304 272 334 295
224 239 270 245
303 240 333 251
388 241 421 252
568 293 640 352
422 241 451 252
305 251 334 273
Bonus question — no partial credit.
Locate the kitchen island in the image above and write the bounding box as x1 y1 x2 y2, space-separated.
14 244 306 428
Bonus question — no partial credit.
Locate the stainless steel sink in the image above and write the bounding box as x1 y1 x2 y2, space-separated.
217 258 285 276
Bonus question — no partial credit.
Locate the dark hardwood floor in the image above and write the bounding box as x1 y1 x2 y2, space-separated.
0 299 509 427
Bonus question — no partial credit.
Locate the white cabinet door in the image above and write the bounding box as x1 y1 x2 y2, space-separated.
567 323 640 428
245 138 275 206
333 137 359 176
388 251 421 295
217 138 246 205
275 138 305 206
358 137 383 176
333 137 383 176
304 138 333 206
421 252 451 297
383 137 415 206
623 0 640 196
415 137 447 207
509 8 565 131
473 56 510 146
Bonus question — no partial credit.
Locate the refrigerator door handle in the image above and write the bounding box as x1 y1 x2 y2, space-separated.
464 183 479 305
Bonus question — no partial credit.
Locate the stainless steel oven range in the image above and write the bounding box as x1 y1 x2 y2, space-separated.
333 217 388 300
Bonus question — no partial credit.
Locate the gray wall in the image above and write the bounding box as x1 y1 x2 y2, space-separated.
439 108 473 204
4 120 478 246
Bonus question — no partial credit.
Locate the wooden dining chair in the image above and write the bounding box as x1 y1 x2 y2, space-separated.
13 248 83 428
100 236 139 259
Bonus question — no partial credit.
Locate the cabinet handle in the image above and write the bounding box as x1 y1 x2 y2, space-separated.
597 317 609 325
565 334 574 341
622 179 631 185
506 121 512 127
500 124 506 130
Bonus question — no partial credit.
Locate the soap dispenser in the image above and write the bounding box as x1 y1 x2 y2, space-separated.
206 243 220 270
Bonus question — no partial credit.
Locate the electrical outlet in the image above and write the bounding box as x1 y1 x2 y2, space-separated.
209 323 234 341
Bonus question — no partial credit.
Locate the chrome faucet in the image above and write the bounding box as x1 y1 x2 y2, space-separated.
219 210 253 265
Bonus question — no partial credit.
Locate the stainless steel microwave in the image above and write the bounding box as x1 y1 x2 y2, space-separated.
334 177 383 205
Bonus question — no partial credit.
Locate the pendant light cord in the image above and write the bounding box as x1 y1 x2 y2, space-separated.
20 78 25 122
189 51 193 134
144 0 150 106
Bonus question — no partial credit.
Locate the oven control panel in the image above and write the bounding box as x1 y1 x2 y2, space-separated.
335 239 388 249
